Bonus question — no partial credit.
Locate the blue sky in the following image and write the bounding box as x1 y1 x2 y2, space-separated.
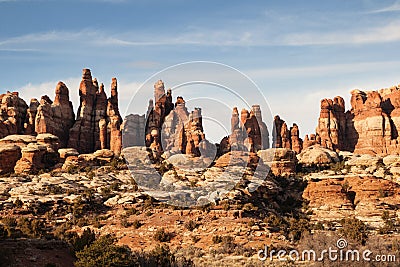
1 0 400 142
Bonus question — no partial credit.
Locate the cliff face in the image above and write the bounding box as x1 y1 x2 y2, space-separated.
315 84 400 155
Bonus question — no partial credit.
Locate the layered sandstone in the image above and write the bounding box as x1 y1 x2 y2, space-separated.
314 84 400 155
35 82 75 147
303 176 400 227
315 97 346 151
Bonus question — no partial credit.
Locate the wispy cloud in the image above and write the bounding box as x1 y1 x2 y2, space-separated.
247 61 400 79
368 1 400 13
282 20 400 45
17 77 143 116
2 16 400 53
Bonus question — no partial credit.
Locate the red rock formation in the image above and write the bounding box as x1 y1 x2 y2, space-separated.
272 115 284 148
316 97 346 151
302 134 319 149
0 144 21 174
94 82 107 151
107 78 123 156
0 92 28 138
136 80 212 159
252 105 269 149
290 123 302 153
272 115 302 153
346 90 392 154
24 98 39 135
35 82 75 147
121 114 146 147
69 69 122 155
227 105 269 153
68 69 98 153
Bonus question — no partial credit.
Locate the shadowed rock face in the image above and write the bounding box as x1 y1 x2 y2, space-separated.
272 115 302 153
0 92 28 138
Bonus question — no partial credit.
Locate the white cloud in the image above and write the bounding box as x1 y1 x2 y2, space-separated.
18 77 81 108
17 77 144 117
368 1 400 13
2 17 400 51
282 20 400 45
247 61 400 79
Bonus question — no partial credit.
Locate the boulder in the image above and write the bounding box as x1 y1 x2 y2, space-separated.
297 145 339 165
58 148 79 159
345 154 382 167
0 144 22 174
0 134 36 148
258 148 296 176
14 143 48 174
0 91 28 138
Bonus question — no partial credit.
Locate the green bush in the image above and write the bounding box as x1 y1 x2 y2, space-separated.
132 220 142 229
212 235 222 244
184 220 197 231
287 217 311 241
339 217 368 245
133 244 195 267
154 228 172 242
75 235 132 267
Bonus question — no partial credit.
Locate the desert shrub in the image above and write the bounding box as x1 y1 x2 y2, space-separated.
14 198 23 208
313 222 325 230
158 162 174 175
66 165 79 174
339 217 368 245
212 235 222 244
154 228 172 242
75 235 132 267
247 220 256 227
17 217 46 238
242 203 258 212
264 214 287 232
184 220 197 231
125 207 139 216
71 228 96 252
2 216 17 228
378 211 399 234
287 217 311 241
341 180 351 193
133 244 195 267
132 220 142 229
120 218 131 228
